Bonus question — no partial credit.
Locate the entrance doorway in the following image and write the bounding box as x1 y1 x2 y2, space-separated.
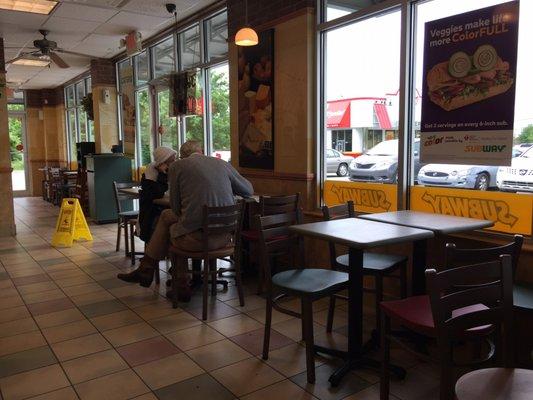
8 113 29 196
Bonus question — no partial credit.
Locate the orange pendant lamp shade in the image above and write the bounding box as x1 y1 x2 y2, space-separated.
235 27 258 46
235 0 258 47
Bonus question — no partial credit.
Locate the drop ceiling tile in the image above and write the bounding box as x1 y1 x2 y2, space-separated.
0 11 48 30
42 16 102 33
120 0 197 18
52 2 118 22
105 11 170 30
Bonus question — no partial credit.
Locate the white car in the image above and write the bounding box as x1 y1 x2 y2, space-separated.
418 164 498 190
496 147 533 193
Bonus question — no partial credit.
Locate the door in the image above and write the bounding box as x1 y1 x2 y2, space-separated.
8 113 29 196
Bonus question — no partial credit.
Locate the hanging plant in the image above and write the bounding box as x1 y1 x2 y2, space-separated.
81 93 94 121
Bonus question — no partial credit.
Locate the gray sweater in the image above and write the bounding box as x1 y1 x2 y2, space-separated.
168 154 254 238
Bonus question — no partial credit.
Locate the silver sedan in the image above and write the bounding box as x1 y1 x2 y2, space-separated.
326 149 354 177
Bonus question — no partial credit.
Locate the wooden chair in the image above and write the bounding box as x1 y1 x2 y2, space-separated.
241 194 301 294
112 181 140 258
49 167 63 205
380 255 514 400
445 236 527 366
258 211 349 384
168 203 245 320
322 201 407 340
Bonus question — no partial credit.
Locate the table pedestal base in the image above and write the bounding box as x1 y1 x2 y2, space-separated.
314 345 406 387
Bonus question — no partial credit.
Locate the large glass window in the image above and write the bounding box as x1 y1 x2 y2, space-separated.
134 51 150 86
116 10 229 167
136 88 152 166
206 12 228 61
65 76 92 163
209 63 230 161
158 89 178 150
324 7 401 188
319 0 533 235
152 37 175 78
179 25 201 69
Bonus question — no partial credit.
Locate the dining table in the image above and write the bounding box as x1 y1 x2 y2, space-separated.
289 217 434 386
455 368 533 400
118 187 140 198
359 210 494 294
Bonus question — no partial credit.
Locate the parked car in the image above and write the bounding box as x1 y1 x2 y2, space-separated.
418 164 498 190
497 147 533 193
348 139 421 183
326 149 354 177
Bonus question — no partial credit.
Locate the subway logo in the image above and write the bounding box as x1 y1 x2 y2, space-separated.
421 191 518 227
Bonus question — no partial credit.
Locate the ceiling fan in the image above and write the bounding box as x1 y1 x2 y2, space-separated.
6 30 94 69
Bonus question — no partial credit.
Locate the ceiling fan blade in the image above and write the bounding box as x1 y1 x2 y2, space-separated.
6 55 25 64
55 48 96 58
50 52 69 68
6 50 41 64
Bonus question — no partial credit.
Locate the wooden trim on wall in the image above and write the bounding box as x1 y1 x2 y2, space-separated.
0 167 13 173
241 170 315 182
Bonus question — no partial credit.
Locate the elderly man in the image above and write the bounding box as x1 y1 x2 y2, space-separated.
118 140 253 301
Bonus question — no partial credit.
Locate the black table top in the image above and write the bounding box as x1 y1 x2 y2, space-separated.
289 218 434 249
359 210 493 234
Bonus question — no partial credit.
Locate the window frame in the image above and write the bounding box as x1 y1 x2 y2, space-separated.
65 76 93 164
317 0 533 238
115 8 229 168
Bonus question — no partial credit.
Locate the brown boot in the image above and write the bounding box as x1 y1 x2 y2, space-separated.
137 256 158 288
117 269 141 283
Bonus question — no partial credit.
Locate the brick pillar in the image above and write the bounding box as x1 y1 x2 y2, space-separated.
90 59 119 153
0 38 16 236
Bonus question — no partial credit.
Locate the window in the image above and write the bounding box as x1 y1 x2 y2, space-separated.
65 76 92 163
134 51 150 86
179 25 201 69
323 7 401 188
158 90 178 150
205 12 228 61
319 0 533 235
208 63 230 160
152 37 175 78
136 88 152 166
116 9 229 167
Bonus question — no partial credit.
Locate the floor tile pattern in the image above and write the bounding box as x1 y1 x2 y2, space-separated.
0 198 439 399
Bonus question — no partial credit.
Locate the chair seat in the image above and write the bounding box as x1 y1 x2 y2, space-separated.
168 244 234 259
513 283 533 311
272 269 348 298
381 295 491 338
119 210 139 218
336 252 407 273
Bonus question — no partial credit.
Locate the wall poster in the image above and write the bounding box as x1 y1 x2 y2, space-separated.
420 1 519 166
238 29 274 169
120 65 135 159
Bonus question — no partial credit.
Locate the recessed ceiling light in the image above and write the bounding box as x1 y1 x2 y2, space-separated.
12 58 50 67
0 0 58 15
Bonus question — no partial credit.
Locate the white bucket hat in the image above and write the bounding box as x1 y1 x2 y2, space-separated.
152 146 177 166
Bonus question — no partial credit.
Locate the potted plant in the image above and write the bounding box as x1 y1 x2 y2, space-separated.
81 93 94 121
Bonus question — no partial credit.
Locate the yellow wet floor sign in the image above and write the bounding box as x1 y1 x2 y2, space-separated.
52 198 93 247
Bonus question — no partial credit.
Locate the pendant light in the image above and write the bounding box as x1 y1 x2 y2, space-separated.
235 0 258 46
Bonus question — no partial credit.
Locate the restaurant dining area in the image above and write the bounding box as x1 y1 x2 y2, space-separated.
1 0 533 400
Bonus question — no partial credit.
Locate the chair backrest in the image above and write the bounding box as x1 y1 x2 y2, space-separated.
426 255 514 367
259 194 302 222
112 181 140 214
256 211 303 289
445 235 523 278
322 201 355 267
200 203 243 253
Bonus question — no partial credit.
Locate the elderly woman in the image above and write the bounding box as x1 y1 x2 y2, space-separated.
118 146 176 284
138 146 177 242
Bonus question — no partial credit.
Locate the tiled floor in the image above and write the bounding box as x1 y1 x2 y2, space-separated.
0 197 440 400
